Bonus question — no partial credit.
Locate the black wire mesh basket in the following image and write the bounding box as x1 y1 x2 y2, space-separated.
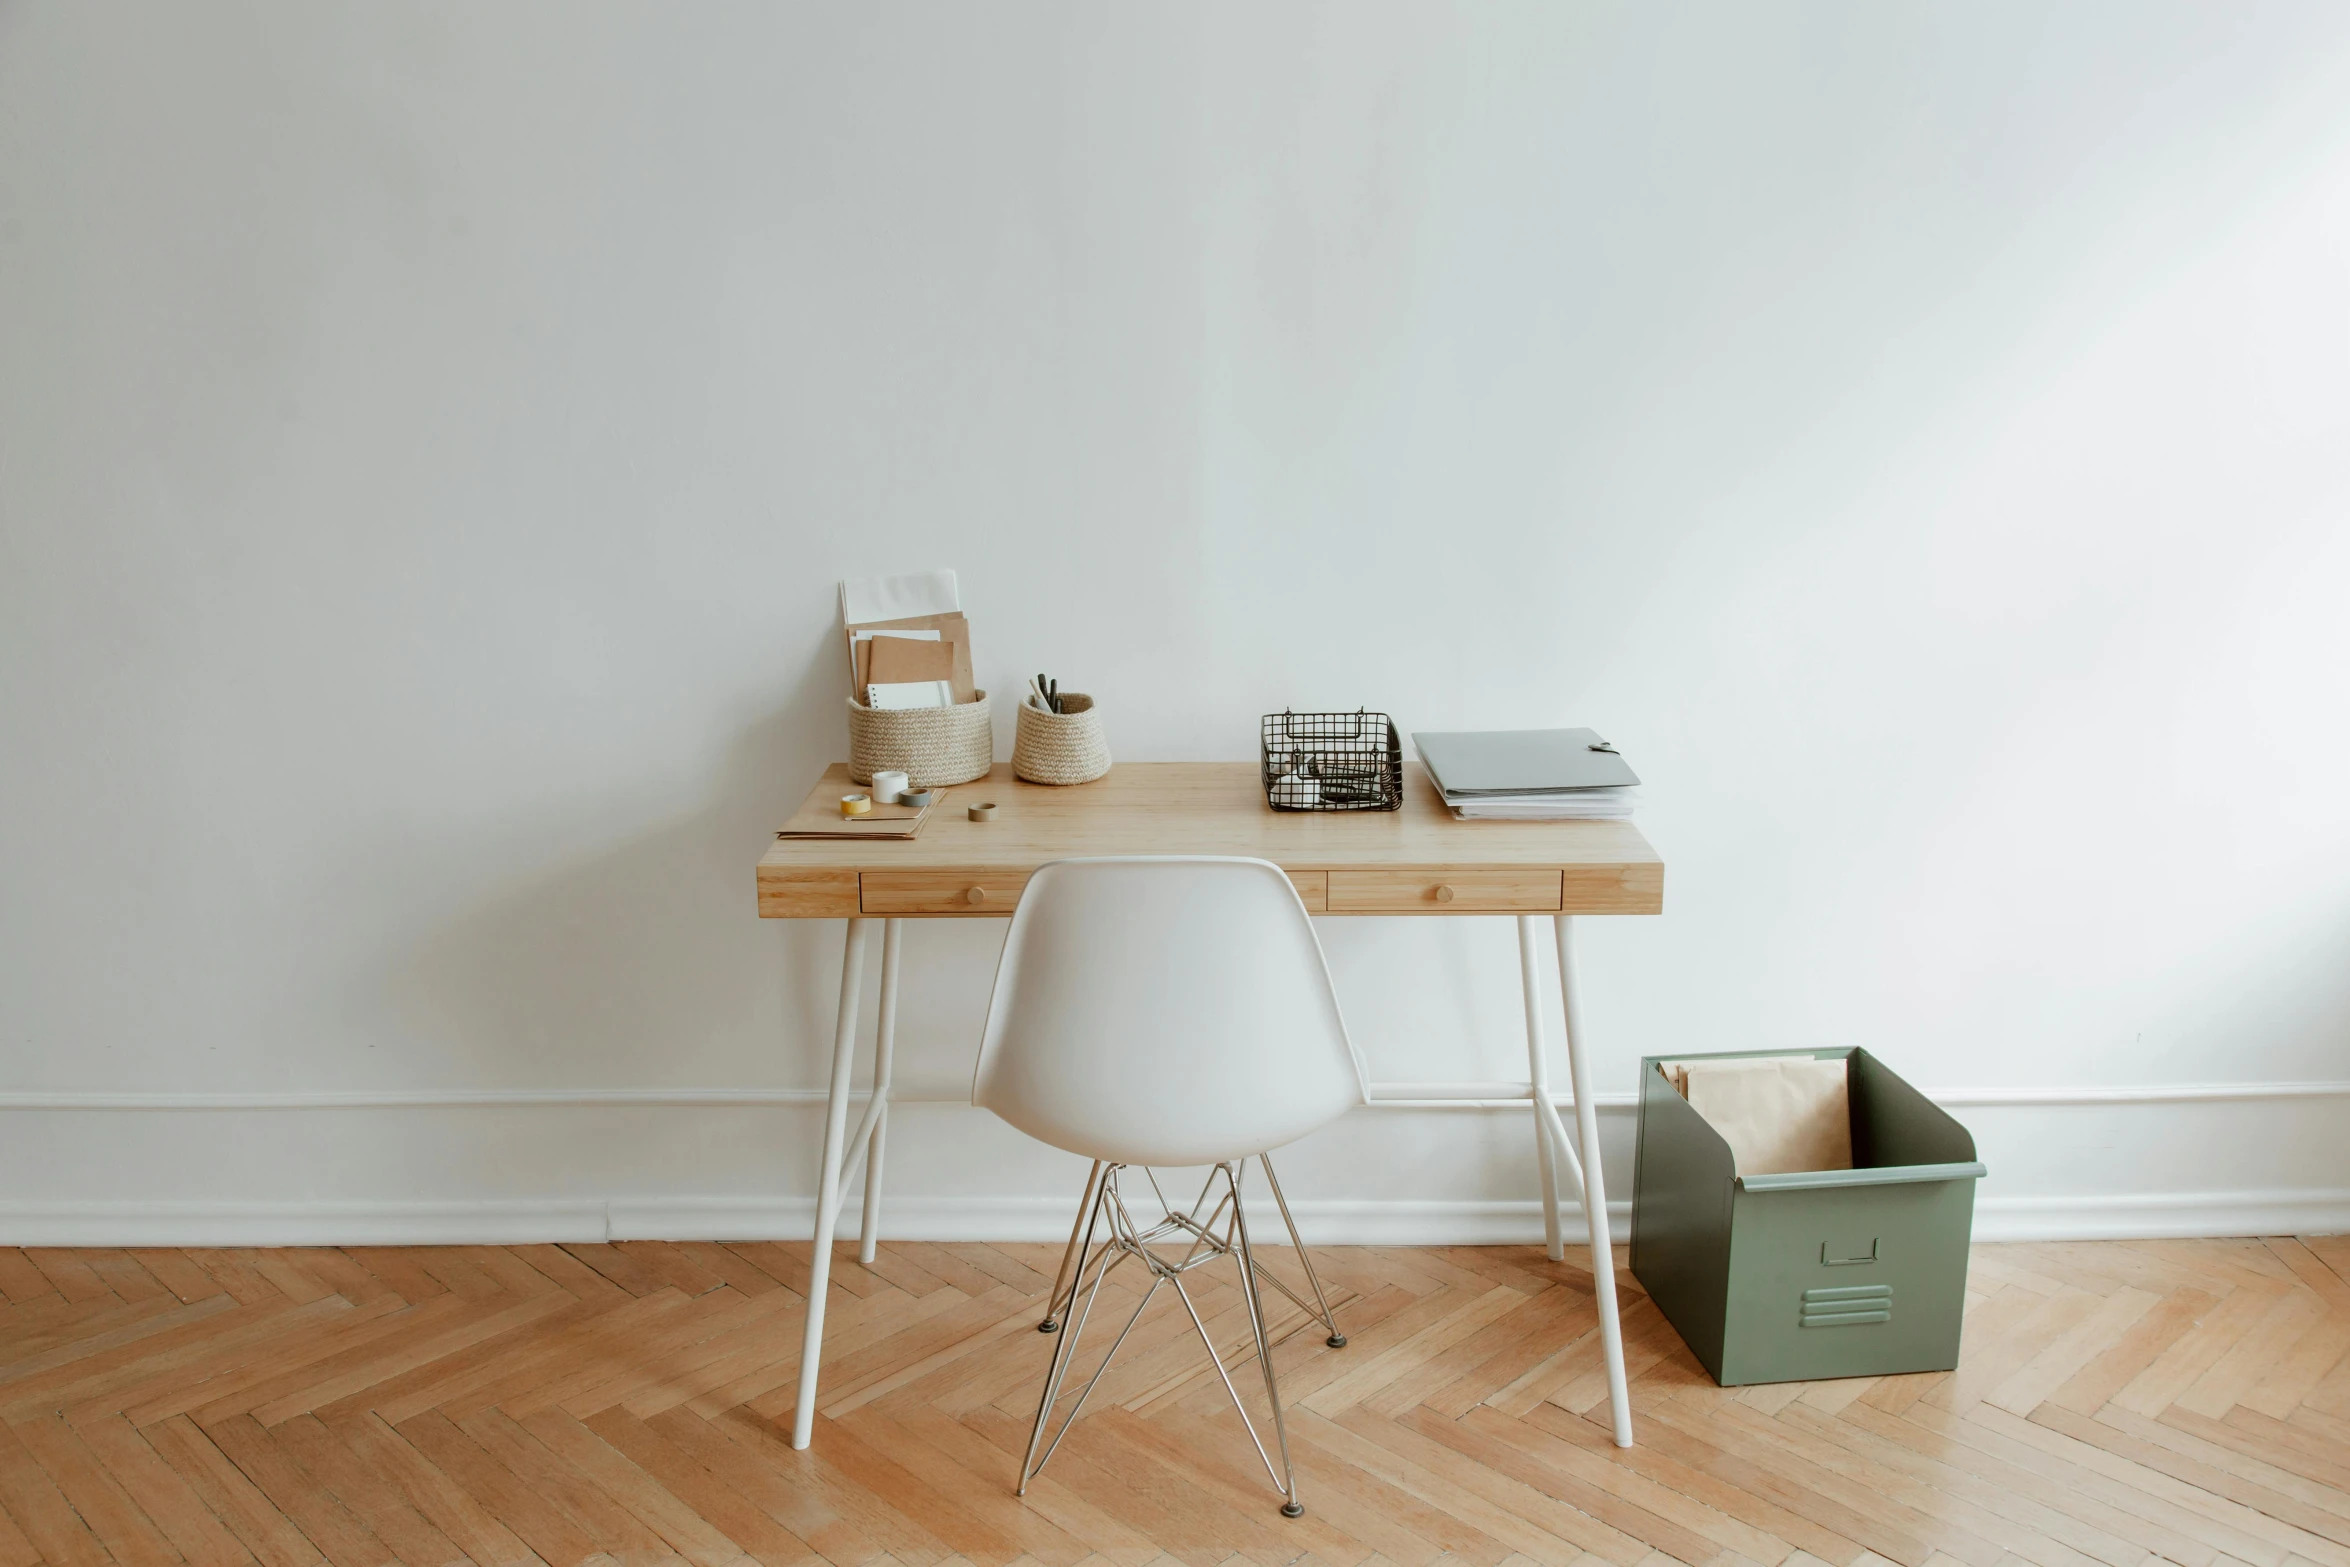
1260 709 1403 811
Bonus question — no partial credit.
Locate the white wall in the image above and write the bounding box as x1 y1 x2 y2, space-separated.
4 1 2348 1246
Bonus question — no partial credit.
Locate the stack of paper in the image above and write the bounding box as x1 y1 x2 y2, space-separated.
1447 791 1639 820
1412 727 1642 820
841 571 976 710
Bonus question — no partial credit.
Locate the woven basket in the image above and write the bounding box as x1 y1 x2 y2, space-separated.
847 691 994 787
1013 692 1110 785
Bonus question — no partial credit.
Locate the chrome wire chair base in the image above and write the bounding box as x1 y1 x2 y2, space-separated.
1018 1157 1343 1517
1036 1156 1345 1345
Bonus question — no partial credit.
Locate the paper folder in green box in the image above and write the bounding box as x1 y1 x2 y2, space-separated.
1630 1047 1986 1387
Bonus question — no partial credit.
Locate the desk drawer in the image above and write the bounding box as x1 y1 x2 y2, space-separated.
861 870 1031 915
1286 871 1328 913
1327 869 1563 913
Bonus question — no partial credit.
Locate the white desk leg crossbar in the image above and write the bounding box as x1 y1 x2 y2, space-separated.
792 915 900 1450
1552 914 1633 1447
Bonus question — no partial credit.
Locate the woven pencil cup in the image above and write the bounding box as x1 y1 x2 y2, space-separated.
847 691 994 788
1013 693 1110 785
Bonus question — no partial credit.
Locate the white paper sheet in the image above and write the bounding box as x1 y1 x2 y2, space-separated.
839 570 960 626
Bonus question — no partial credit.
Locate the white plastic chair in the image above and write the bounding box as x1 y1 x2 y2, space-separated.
972 856 1366 1518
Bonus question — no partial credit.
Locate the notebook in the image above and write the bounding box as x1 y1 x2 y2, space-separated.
775 788 946 840
1412 728 1641 796
862 633 955 709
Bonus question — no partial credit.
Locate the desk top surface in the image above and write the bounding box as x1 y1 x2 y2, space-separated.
757 762 1662 916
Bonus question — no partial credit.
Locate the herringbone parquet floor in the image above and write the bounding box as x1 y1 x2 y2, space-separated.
0 1234 2345 1567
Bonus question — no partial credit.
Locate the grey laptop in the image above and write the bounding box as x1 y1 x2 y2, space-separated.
1412 728 1640 796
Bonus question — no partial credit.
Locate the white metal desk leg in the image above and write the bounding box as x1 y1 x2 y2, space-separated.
858 919 903 1266
1518 917 1566 1262
792 916 873 1450
1554 914 1634 1447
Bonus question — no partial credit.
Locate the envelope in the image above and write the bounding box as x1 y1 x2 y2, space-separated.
1661 1056 1853 1176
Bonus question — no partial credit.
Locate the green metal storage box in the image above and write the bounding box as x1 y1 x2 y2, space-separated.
1630 1047 1986 1386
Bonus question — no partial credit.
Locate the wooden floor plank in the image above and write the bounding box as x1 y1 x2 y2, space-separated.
127 1295 439 1429
328 1254 446 1309
0 1239 2336 1567
140 1417 328 1567
317 1410 541 1567
124 1255 230 1309
267 1413 473 1567
24 1250 123 1307
703 1404 954 1566
1835 1402 2216 1567
456 1404 689 1563
101 1297 390 1431
13 1410 193 1567
1 1295 239 1414
576 1407 823 1567
184 1257 281 1311
195 1414 397 1567
513 1407 748 1567
390 1410 602 1567
0 1252 61 1309
0 1495 39 1567
0 1414 121 1567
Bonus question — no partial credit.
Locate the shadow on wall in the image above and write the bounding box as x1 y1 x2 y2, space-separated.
379 632 854 1141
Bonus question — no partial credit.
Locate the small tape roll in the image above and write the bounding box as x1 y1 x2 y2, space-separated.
898 788 936 808
967 802 997 822
870 770 909 805
839 793 872 817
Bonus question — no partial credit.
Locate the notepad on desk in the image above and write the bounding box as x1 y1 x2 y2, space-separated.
1413 727 1643 820
775 788 948 840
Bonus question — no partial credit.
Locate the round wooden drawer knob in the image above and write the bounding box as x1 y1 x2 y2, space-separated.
965 886 987 905
1434 884 1457 903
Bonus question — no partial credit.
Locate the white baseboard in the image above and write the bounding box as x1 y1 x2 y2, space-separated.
4 1079 2345 1111
4 1190 2342 1249
1971 1189 2350 1241
4 1079 2342 1248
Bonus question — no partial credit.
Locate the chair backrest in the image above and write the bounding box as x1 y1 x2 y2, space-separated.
972 856 1366 1167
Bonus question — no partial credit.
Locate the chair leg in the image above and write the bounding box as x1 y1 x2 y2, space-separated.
1156 1164 1301 1516
1020 1165 1113 1491
1016 1163 1308 1518
1228 1163 1304 1517
1255 1154 1345 1347
1020 1167 1163 1492
1039 1159 1105 1332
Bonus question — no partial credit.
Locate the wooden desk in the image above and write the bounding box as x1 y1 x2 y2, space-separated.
758 761 1663 1450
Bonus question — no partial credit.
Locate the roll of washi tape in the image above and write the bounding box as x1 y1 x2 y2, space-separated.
839 793 872 817
967 802 997 822
897 788 936 808
870 770 909 805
